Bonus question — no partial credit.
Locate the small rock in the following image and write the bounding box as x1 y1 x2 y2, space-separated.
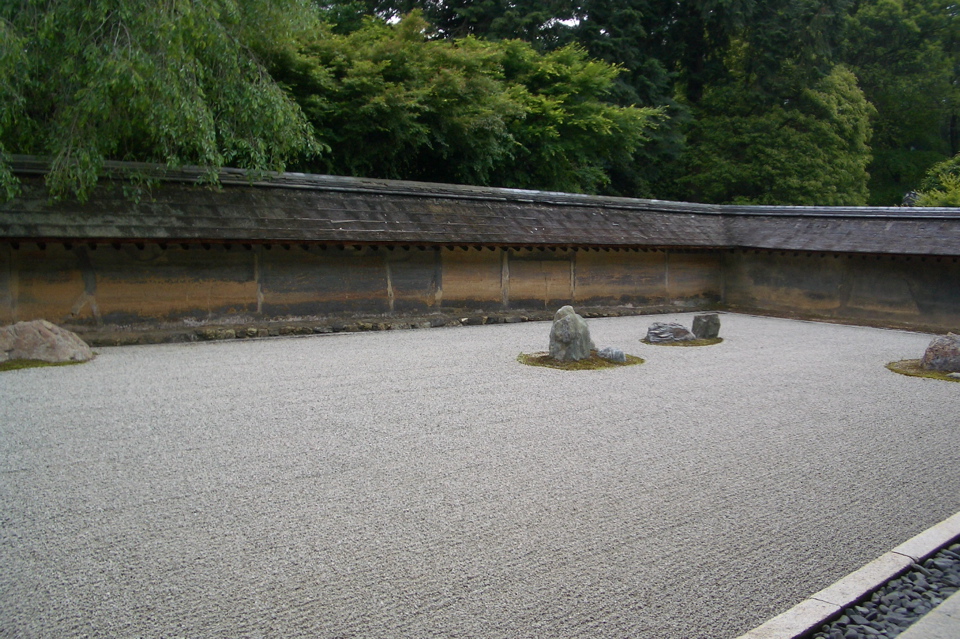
692 313 721 339
646 322 695 343
549 306 595 362
920 333 960 372
597 347 626 363
0 319 94 363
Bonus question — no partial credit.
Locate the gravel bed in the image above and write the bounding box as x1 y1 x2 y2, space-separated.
2 313 959 638
812 542 960 639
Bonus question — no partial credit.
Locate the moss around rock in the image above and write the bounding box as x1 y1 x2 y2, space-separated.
518 351 644 370
887 360 960 383
642 337 723 347
0 359 87 373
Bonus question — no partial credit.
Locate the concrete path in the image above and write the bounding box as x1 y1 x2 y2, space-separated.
1 313 958 638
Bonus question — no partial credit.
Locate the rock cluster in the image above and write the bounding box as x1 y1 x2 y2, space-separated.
647 313 721 343
811 542 960 639
0 320 94 363
549 306 595 361
920 333 960 372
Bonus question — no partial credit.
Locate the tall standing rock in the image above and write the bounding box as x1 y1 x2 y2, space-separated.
692 313 721 339
0 320 94 363
549 306 595 361
920 333 960 372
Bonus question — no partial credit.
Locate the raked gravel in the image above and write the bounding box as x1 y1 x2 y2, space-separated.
1 312 958 639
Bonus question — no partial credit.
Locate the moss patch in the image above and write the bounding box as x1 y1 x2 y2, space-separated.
886 360 960 383
0 359 88 373
518 351 644 371
641 338 723 347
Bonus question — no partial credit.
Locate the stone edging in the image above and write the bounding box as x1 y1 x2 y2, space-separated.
736 511 960 639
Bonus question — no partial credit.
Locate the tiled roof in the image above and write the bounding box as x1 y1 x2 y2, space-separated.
2 157 958 255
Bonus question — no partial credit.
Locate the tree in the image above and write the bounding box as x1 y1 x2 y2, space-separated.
320 0 680 196
679 65 874 205
0 0 322 200
841 0 960 204
0 18 27 199
270 12 663 193
915 153 960 206
328 0 580 44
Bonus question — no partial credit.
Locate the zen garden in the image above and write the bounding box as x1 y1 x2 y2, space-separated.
1 2 959 639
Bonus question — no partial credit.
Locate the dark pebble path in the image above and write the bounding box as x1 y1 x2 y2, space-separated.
812 542 960 639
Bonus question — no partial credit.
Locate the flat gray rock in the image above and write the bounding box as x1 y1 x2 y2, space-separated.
646 321 696 343
597 346 626 363
0 320 94 363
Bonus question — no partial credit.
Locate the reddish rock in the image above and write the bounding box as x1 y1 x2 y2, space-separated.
0 320 94 363
920 333 960 372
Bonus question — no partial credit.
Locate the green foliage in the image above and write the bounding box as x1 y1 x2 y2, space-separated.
491 39 664 192
842 0 960 202
0 18 26 200
680 66 874 205
4 0 954 206
867 149 947 205
344 0 580 44
272 13 662 193
919 154 960 191
915 153 960 206
0 0 322 201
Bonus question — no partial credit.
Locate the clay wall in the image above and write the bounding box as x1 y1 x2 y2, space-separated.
0 243 720 327
722 250 960 332
1 242 957 334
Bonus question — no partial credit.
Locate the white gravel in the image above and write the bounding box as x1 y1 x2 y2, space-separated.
1 312 958 638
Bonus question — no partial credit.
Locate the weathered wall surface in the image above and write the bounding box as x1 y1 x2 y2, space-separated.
723 251 960 331
2 241 958 334
0 243 721 328
440 248 502 309
570 250 722 309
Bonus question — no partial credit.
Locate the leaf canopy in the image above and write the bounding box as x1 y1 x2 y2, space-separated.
0 0 322 200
